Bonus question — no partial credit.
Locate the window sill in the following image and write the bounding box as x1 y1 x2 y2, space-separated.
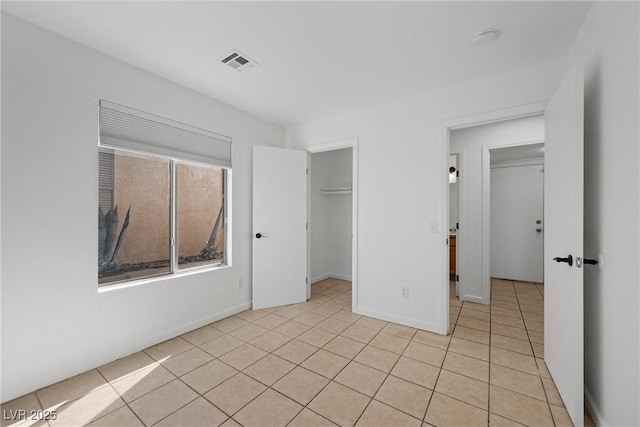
97 263 231 293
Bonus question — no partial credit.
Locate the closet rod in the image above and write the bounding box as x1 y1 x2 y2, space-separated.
320 186 352 195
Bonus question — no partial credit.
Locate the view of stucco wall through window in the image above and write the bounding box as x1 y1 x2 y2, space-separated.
98 148 225 285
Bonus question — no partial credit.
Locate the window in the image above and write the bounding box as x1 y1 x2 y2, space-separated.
176 162 226 269
98 100 231 287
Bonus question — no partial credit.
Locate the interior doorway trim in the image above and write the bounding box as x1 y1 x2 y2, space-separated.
307 137 359 313
449 150 463 301
441 102 546 333
482 138 545 299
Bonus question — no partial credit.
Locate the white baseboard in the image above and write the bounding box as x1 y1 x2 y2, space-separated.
311 273 332 284
355 306 444 334
460 294 488 305
1 301 251 402
311 273 352 284
584 385 607 427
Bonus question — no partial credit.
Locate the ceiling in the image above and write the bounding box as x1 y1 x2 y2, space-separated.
2 1 592 127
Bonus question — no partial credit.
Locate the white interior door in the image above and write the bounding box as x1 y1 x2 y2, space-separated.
544 66 584 426
490 163 544 282
253 145 308 309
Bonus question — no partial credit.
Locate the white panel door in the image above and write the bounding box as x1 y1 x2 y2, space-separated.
252 145 308 309
490 164 544 282
544 66 584 427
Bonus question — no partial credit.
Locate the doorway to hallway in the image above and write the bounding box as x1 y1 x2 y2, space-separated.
489 144 545 284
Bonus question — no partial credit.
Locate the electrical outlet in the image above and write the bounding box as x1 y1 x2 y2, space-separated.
401 287 409 299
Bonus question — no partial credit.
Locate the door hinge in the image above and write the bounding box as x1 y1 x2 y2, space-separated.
306 222 308 230
456 222 459 230
306 277 308 284
456 171 459 177
306 168 308 175
456 274 459 282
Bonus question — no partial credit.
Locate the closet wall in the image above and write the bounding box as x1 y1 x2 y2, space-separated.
309 148 353 283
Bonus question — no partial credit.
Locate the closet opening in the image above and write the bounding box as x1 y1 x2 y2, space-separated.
307 141 357 311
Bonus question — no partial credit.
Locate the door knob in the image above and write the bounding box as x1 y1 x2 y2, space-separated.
536 228 543 232
553 255 573 266
255 233 268 239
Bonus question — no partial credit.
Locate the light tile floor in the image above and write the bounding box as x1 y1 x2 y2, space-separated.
1 278 595 426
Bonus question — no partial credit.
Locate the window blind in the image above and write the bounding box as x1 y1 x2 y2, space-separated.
99 100 232 168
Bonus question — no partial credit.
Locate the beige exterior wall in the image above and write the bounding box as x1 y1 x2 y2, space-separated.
177 163 224 259
113 152 171 264
112 152 224 265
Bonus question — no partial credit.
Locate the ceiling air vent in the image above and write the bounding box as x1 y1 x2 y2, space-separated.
220 50 258 72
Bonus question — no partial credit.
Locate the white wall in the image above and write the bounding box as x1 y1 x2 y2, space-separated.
568 2 640 425
309 148 353 283
450 115 544 303
287 58 567 332
1 14 285 401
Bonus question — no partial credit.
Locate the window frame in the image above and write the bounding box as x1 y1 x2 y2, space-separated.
98 148 231 290
172 157 230 274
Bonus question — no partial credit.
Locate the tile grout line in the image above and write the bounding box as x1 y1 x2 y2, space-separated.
107 282 347 425
486 279 533 426
194 294 337 424
31 386 52 427
423 301 458 424
523 280 559 427
284 280 370 426
486 280 501 425
350 325 424 426
204 280 364 426
93 366 148 427
495 279 558 426
269 291 442 425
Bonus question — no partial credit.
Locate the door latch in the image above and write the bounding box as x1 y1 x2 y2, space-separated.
576 257 601 268
553 255 573 266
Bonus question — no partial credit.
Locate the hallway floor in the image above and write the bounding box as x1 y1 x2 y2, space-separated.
2 279 591 426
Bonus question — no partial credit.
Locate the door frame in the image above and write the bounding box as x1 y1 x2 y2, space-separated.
442 102 546 329
307 137 359 312
483 139 545 287
448 151 463 298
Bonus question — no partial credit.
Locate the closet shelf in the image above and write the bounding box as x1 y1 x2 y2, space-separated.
319 186 352 196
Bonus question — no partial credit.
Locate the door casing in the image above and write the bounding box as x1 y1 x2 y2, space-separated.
483 140 545 286
488 154 545 283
